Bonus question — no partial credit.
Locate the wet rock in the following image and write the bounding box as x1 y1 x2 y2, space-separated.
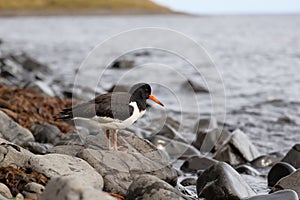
41 176 115 200
235 164 260 176
268 162 296 187
24 141 53 154
214 129 261 165
134 51 151 57
271 169 300 197
197 162 256 199
183 79 209 93
30 123 61 144
150 135 201 160
0 183 12 198
10 53 50 74
180 178 197 186
243 189 298 200
180 156 218 173
111 59 134 69
250 153 283 168
0 57 24 79
156 124 187 143
127 174 184 200
281 144 300 169
24 81 55 97
22 182 45 200
0 111 34 146
192 117 228 152
26 154 103 190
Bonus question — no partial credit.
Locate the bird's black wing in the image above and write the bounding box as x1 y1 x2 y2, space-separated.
58 93 134 121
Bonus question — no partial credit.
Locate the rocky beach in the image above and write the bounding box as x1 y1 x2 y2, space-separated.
0 27 300 200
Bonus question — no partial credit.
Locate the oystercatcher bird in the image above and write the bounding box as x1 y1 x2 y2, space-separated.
58 83 164 151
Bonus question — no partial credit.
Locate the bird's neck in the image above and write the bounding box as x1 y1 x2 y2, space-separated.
130 98 147 111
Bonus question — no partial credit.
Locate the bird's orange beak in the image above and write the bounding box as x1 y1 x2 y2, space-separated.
149 94 164 107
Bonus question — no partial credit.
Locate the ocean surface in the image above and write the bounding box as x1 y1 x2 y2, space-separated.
0 14 299 157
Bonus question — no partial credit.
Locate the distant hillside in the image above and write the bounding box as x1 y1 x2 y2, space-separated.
0 0 172 14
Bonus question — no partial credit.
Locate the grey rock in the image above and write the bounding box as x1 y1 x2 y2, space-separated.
0 194 9 200
0 138 34 167
0 138 104 197
41 176 115 200
282 144 300 169
47 144 85 156
15 193 24 200
268 162 296 187
214 129 261 165
23 182 45 200
26 153 103 189
10 53 50 73
250 153 283 168
78 148 177 196
23 182 44 198
243 189 298 200
193 120 231 153
111 59 134 69
0 183 12 198
25 81 55 97
151 135 201 160
30 123 61 144
0 111 34 146
24 141 53 154
197 162 256 200
235 164 260 176
127 174 184 200
180 156 218 173
182 79 209 93
180 178 197 186
271 169 300 197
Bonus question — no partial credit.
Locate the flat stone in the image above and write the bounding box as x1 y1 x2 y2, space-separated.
268 162 296 187
127 174 184 200
41 176 114 200
271 169 300 197
0 111 34 146
22 182 45 200
26 153 103 189
282 144 300 169
243 189 298 200
197 162 256 199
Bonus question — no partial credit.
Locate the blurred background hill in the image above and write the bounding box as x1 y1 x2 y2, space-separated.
0 0 173 15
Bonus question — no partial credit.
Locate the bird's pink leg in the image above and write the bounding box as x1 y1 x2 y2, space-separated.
106 129 111 150
112 130 126 152
113 130 118 151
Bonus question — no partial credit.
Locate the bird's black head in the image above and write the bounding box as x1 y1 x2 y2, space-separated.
129 83 164 108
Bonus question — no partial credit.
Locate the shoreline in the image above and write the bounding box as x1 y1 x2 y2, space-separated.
0 9 187 17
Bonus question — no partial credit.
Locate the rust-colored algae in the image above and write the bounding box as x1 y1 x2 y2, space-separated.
0 166 48 196
0 86 75 133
